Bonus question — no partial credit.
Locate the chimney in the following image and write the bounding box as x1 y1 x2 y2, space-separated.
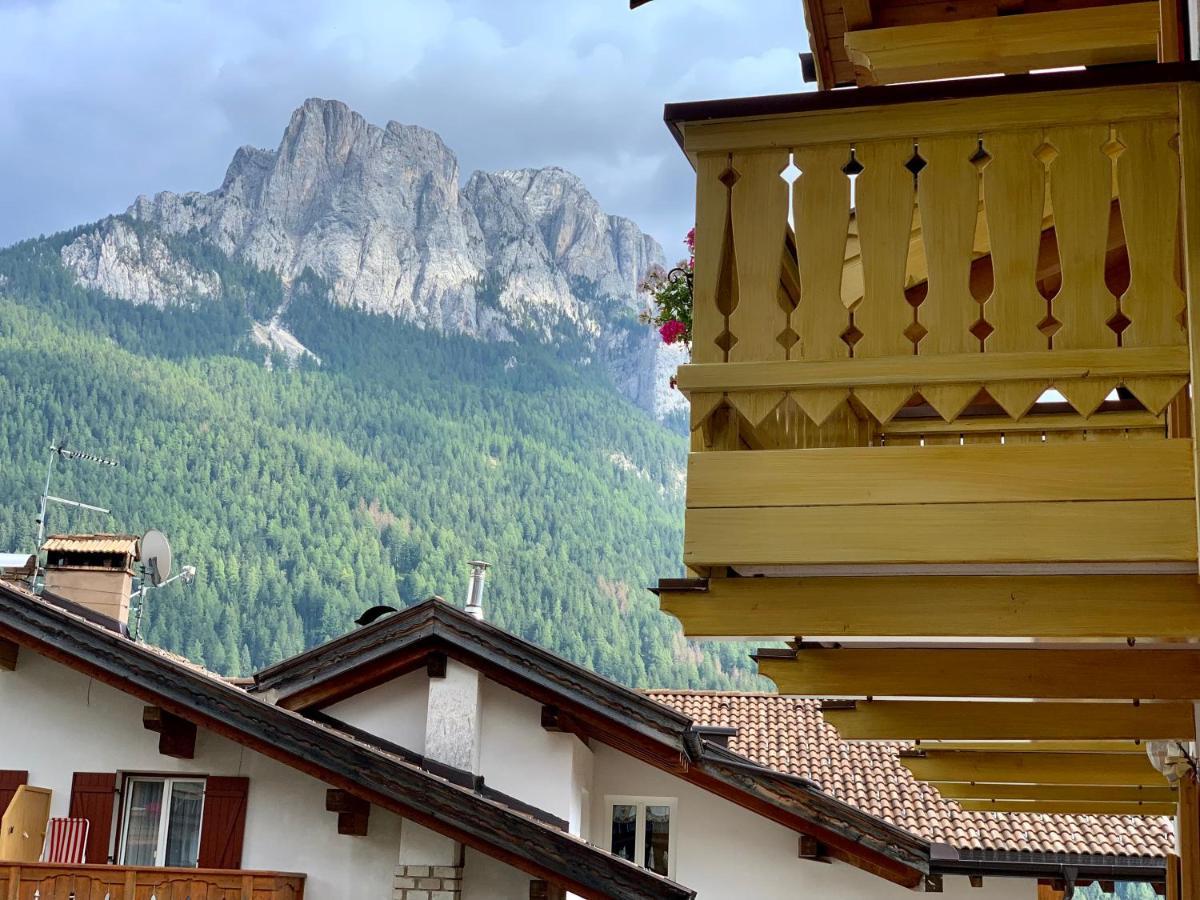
464 560 489 621
40 533 140 626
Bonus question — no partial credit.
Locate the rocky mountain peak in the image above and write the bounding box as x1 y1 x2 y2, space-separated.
60 99 674 413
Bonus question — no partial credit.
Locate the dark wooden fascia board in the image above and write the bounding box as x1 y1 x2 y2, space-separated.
0 585 695 900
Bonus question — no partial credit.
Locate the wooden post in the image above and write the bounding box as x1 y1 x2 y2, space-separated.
1176 84 1200 583
1169 853 1181 900
1179 770 1200 900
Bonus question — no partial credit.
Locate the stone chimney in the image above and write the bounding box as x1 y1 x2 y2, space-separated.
41 533 140 626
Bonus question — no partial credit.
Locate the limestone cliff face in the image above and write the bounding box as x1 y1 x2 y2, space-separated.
60 99 672 412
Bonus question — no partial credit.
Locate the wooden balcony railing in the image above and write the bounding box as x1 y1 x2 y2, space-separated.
673 72 1200 573
0 860 305 900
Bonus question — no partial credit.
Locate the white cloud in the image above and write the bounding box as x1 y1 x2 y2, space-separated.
0 0 812 249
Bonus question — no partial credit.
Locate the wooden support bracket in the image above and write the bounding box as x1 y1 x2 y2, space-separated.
924 873 944 893
0 639 16 671
142 705 196 759
798 834 829 862
426 651 448 679
541 706 590 748
325 788 370 836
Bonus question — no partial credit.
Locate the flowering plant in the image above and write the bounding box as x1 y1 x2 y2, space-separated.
639 228 694 349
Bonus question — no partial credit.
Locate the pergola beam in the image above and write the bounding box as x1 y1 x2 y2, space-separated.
760 647 1200 700
902 751 1165 786
821 700 1196 741
932 782 1177 803
918 741 1147 754
659 574 1200 639
956 799 1175 816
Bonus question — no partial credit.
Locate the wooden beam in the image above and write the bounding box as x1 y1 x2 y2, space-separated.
142 705 196 760
841 0 872 30
932 782 1177 803
843 4 1158 86
688 501 1195 568
919 741 1148 754
759 647 1200 700
1179 772 1200 899
687 441 1194 509
798 834 827 860
1179 84 1200 589
821 700 1196 741
956 799 1175 816
541 706 590 748
0 639 15 671
676 345 1189 394
902 751 1165 786
660 573 1200 639
325 789 370 836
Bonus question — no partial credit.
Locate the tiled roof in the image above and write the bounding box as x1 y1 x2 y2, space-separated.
42 533 139 555
648 690 1172 859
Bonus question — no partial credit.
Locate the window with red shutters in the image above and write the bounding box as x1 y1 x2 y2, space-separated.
0 770 27 817
196 776 249 869
69 772 117 864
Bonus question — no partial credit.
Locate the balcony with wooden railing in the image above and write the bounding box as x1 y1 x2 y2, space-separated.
0 861 306 900
663 67 1200 606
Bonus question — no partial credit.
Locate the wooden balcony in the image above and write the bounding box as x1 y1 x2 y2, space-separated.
0 861 306 900
664 67 1200 638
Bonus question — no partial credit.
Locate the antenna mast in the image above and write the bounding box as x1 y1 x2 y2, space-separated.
35 440 119 553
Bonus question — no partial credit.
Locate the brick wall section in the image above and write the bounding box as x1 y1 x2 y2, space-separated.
393 864 462 900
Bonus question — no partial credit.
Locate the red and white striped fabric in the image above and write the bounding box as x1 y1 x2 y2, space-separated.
43 817 89 864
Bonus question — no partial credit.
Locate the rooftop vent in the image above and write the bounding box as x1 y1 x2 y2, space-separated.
465 561 490 621
693 725 739 749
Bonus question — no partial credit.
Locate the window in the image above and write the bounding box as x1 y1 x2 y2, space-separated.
119 776 205 868
604 796 676 878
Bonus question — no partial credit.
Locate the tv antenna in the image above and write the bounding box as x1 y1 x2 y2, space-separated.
35 440 119 554
131 530 196 641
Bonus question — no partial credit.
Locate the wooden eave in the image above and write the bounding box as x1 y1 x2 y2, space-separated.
251 599 932 881
0 582 694 900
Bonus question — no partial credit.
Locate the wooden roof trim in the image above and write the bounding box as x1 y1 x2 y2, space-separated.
250 599 932 881
0 583 693 900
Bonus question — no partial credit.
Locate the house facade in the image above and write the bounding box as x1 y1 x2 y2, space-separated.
0 540 1173 898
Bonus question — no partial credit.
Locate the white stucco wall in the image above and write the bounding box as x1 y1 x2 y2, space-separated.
0 652 405 900
589 743 1032 900
324 668 428 751
476 677 591 824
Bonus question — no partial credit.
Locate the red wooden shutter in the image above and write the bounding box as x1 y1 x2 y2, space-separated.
197 776 249 869
0 770 27 816
69 772 116 864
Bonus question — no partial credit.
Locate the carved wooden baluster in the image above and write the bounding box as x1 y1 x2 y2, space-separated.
1114 119 1189 416
852 139 916 425
1116 120 1187 346
982 129 1051 419
792 144 852 426
727 148 790 427
916 135 982 421
691 152 733 366
1045 124 1120 416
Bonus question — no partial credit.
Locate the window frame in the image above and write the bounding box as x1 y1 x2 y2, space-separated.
602 795 678 880
117 774 207 868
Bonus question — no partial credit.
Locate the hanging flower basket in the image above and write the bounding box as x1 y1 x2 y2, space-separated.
639 228 694 350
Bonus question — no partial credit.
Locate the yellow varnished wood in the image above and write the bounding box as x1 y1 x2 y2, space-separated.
686 440 1194 508
932 782 1175 801
902 750 1165 786
794 145 852 360
955 799 1174 816
1116 118 1186 348
685 500 1196 567
922 742 1148 755
1180 84 1200 592
915 135 978 355
759 647 1200 700
659 572 1200 639
982 130 1047 353
1046 124 1116 350
823 700 1195 741
853 139 915 359
729 150 790 363
842 4 1158 86
675 345 1189 393
691 153 731 364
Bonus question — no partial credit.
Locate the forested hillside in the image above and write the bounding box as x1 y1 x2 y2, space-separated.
0 230 758 688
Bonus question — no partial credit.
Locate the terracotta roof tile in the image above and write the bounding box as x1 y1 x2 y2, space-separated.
42 533 139 555
648 690 1171 859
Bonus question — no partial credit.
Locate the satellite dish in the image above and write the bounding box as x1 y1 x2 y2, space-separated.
141 530 172 586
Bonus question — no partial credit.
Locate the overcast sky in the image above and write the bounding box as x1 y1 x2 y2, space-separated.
0 0 810 253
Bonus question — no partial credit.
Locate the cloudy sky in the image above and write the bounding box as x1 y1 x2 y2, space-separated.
0 0 811 253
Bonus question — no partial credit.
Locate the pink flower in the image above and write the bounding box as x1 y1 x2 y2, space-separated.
684 228 695 252
659 319 687 345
